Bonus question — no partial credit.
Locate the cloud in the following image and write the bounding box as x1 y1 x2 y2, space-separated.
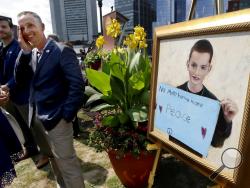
0 0 52 35
0 0 115 35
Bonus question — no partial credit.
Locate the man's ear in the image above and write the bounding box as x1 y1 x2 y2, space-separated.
208 63 212 72
42 23 45 31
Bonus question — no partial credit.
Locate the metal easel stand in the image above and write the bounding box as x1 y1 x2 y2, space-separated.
147 143 162 188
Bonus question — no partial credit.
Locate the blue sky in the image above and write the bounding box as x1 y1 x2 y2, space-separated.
0 0 114 36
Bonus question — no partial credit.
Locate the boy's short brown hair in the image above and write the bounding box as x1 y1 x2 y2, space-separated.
189 39 213 63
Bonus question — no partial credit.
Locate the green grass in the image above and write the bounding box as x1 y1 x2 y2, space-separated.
106 176 125 188
7 138 123 188
6 110 213 188
7 111 123 188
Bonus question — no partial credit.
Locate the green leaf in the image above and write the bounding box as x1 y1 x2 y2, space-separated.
140 90 150 106
102 115 120 127
110 75 125 104
142 55 152 89
128 71 145 91
109 52 126 82
77 110 92 121
101 61 110 75
85 93 103 107
129 52 151 82
127 48 135 66
101 95 119 105
90 103 114 112
128 107 148 122
129 52 141 73
86 68 111 96
84 86 100 96
118 113 129 124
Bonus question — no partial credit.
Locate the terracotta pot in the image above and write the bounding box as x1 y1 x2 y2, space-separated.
90 60 101 70
108 150 155 188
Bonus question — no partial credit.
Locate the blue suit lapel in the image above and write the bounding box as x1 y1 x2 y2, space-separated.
3 46 14 77
34 41 54 78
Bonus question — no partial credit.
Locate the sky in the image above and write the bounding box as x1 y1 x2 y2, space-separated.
0 0 114 36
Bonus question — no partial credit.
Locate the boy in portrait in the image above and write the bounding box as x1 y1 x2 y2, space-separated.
177 39 238 147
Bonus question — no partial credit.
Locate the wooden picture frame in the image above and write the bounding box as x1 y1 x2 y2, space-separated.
148 9 250 187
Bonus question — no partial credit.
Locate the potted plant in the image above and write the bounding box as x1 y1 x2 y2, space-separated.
83 50 101 70
85 19 154 188
83 36 109 70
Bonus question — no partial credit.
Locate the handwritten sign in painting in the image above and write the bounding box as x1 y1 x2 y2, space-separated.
155 83 220 157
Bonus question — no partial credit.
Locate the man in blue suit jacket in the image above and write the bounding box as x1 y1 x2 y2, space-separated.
0 16 38 158
16 11 85 188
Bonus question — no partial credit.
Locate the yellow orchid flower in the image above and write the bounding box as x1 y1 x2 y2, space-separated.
134 26 147 42
96 35 105 49
139 39 148 49
106 19 121 38
123 34 138 49
113 47 126 54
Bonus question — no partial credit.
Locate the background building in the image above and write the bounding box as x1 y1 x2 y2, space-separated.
240 0 250 9
153 0 174 28
115 0 156 48
49 0 98 43
103 11 128 50
194 0 215 18
153 0 189 29
115 0 135 34
175 0 187 22
227 0 250 12
152 0 237 29
114 0 157 37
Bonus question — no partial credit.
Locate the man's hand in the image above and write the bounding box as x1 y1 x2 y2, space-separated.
18 26 33 52
1 84 9 93
0 89 9 106
221 99 238 123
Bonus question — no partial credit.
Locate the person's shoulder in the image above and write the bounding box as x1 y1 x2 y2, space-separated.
12 39 19 46
203 86 218 100
47 40 65 54
7 39 21 56
52 41 73 53
49 39 60 48
11 39 20 50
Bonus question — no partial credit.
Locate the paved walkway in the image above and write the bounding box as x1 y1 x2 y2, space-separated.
154 154 216 188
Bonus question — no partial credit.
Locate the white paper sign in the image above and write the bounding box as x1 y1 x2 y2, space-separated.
155 83 221 157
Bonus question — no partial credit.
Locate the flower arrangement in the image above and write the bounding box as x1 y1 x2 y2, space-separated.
85 19 151 156
83 50 101 66
83 36 107 69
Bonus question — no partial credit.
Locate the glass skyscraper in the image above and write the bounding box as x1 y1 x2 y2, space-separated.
115 0 134 33
153 0 174 27
240 0 250 9
115 0 156 40
227 0 250 12
153 0 190 29
194 0 215 18
175 0 186 22
49 0 98 43
115 0 156 54
115 0 249 54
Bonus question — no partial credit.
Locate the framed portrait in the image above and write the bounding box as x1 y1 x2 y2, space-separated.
148 9 250 187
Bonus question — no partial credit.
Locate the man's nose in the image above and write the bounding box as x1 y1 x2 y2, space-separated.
23 27 30 34
194 68 201 75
